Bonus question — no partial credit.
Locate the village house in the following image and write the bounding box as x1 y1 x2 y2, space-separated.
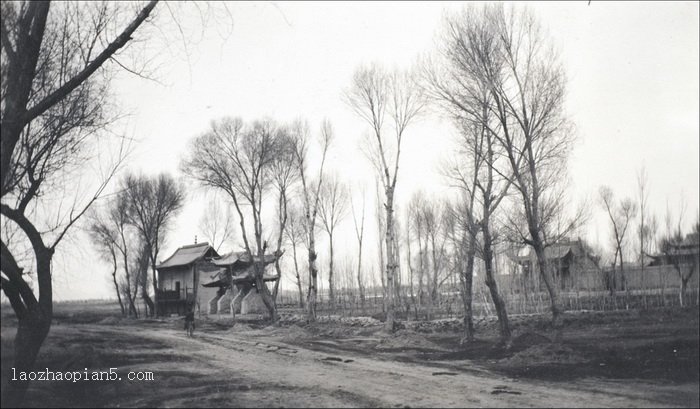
648 234 700 268
155 242 281 316
509 238 602 292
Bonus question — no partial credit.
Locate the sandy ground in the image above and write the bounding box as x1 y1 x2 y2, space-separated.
3 316 697 408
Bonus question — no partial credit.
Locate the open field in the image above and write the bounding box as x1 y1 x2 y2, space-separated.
1 301 699 408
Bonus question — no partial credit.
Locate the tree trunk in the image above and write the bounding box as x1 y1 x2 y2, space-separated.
120 240 137 317
679 276 688 307
129 292 139 318
272 260 282 301
151 261 159 317
461 238 476 343
384 189 397 332
3 308 51 407
328 233 335 309
533 241 563 328
255 271 278 321
357 224 365 309
619 247 628 294
192 263 200 314
307 245 319 321
291 243 305 308
141 273 154 317
483 224 511 346
110 250 126 317
2 247 53 408
273 190 288 303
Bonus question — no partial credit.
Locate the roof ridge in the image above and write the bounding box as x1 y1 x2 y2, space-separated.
156 242 218 269
180 242 210 249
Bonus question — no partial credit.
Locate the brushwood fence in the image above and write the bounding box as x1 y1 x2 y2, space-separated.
275 286 699 321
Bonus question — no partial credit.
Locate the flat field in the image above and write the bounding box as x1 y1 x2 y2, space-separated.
1 302 698 407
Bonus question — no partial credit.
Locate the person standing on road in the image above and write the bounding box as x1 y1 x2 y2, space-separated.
184 308 195 335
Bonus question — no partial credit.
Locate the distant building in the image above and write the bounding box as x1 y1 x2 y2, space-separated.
648 234 700 268
155 242 281 317
509 238 601 291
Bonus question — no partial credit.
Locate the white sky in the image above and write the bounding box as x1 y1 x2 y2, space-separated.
48 1 699 301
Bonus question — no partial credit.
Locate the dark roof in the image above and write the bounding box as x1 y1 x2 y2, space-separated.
544 245 573 260
211 251 281 268
512 244 574 263
202 272 279 288
202 250 284 288
510 240 602 267
156 243 219 270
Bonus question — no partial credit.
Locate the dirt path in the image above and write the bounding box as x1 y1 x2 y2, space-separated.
76 324 696 408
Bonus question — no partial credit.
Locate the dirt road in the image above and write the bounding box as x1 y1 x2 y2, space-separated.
62 323 696 408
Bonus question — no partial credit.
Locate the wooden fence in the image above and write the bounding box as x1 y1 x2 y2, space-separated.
275 285 699 320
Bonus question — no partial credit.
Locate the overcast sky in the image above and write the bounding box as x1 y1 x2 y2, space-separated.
50 1 699 301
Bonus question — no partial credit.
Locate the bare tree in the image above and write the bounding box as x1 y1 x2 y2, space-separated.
270 130 299 300
199 198 236 253
291 120 332 321
429 4 578 327
318 174 348 308
636 166 652 291
115 194 141 318
283 205 306 308
658 206 698 307
427 6 523 344
122 173 184 317
443 195 478 341
87 208 126 317
375 179 387 302
345 64 426 331
181 117 285 321
599 186 637 293
88 192 144 318
0 2 158 404
406 194 457 321
350 185 367 308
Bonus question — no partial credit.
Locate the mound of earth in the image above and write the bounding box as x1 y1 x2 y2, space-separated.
502 342 589 366
97 317 122 325
374 329 445 351
510 331 552 352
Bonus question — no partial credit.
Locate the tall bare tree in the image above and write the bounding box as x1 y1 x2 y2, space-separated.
88 191 148 319
291 119 332 320
283 205 306 308
0 2 158 405
429 4 577 327
87 208 126 317
426 6 525 344
122 173 184 317
444 195 478 341
636 165 655 293
350 185 367 308
658 205 697 307
345 64 426 331
182 117 285 321
318 174 348 307
413 195 451 320
271 130 299 300
599 186 637 292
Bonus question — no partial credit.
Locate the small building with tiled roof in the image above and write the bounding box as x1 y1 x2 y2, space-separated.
510 239 601 291
155 242 221 316
155 242 282 317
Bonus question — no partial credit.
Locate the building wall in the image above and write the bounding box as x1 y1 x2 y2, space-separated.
499 263 699 294
159 266 194 293
619 264 700 290
196 285 220 315
158 266 228 316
